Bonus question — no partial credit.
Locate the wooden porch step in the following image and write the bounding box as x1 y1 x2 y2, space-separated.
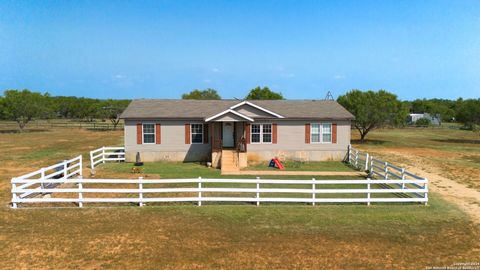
221 150 239 172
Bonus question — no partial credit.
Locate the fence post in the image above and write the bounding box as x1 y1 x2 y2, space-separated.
78 176 83 208
256 176 260 207
401 168 405 189
355 150 358 168
40 167 45 190
90 150 94 171
198 177 202 206
347 145 351 163
11 178 18 208
139 176 144 207
63 160 68 179
79 155 83 177
367 178 371 206
424 178 428 205
365 153 369 171
312 178 316 206
370 156 374 176
102 146 106 164
384 162 388 180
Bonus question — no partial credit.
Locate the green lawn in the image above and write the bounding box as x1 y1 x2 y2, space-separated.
98 161 359 179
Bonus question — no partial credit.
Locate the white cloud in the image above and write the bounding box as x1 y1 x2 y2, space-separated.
113 74 126 79
203 79 211 83
334 74 346 80
211 68 220 73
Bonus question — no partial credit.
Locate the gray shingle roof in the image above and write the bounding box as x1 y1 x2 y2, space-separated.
120 99 354 120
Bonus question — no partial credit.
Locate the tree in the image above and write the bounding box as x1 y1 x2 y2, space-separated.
182 88 221 100
245 86 284 100
2 89 49 130
415 117 431 126
456 99 480 131
99 99 131 130
337 89 408 142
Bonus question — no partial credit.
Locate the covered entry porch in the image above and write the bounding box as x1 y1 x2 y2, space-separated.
209 121 248 170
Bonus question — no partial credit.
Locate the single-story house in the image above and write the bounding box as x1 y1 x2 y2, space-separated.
120 99 355 170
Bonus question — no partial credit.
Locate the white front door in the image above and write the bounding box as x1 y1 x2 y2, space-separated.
222 122 234 147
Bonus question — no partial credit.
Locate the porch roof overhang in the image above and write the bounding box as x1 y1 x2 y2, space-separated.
204 109 254 122
230 101 285 119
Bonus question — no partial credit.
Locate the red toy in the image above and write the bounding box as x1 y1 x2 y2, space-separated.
269 157 285 170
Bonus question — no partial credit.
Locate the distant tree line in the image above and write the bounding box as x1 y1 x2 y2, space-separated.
182 86 284 100
338 90 480 142
0 89 130 130
1 88 478 137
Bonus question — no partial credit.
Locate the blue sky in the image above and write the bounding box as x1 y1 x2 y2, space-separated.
0 0 479 100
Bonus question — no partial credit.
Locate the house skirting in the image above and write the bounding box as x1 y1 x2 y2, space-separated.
125 151 211 163
126 149 347 163
247 150 347 163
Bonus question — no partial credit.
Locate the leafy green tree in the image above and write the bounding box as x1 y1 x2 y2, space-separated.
182 88 221 100
2 89 49 130
245 86 284 100
408 98 455 122
337 89 408 142
456 99 480 131
98 99 131 129
0 96 5 120
415 117 431 126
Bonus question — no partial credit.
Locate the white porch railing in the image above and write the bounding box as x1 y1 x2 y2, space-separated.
10 155 83 208
11 177 428 207
90 146 125 170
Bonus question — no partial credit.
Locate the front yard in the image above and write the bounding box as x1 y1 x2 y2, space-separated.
94 161 358 179
1 128 479 268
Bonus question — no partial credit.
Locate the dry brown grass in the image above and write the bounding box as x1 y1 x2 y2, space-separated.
0 128 479 269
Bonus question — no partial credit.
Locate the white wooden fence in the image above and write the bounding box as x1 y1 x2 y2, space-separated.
90 146 125 170
347 145 428 200
11 155 83 208
11 177 428 207
9 145 428 208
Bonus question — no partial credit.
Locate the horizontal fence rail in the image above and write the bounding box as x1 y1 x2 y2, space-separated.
11 177 428 207
90 146 125 170
11 155 83 208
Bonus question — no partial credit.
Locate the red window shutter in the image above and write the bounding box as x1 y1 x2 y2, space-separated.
332 123 337 143
203 124 209 144
305 123 310 144
272 123 277 144
136 123 142 144
245 123 251 144
155 123 161 144
185 123 190 144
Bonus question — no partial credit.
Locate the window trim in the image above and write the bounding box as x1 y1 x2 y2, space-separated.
142 123 156 145
250 123 273 144
310 122 332 144
190 123 204 144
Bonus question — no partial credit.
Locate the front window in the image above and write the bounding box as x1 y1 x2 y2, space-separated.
191 124 203 144
251 124 272 143
311 123 332 143
322 123 332 143
143 123 155 144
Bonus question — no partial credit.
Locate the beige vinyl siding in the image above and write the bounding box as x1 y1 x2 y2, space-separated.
247 120 350 151
209 112 249 122
234 104 276 118
124 120 211 162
